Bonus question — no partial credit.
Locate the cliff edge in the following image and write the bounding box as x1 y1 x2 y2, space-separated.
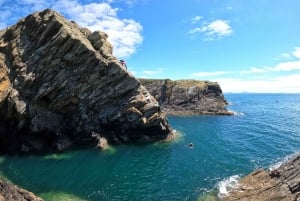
0 9 173 154
221 154 300 201
139 79 232 115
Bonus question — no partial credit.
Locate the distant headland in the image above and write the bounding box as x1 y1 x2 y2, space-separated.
140 79 233 115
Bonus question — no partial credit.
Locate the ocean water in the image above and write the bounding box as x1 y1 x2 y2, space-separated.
0 93 300 201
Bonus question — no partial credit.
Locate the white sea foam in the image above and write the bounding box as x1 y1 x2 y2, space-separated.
217 175 240 198
269 152 299 171
231 110 245 116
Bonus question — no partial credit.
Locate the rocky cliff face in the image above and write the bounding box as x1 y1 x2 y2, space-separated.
0 9 173 154
221 154 300 201
0 178 43 201
139 79 232 115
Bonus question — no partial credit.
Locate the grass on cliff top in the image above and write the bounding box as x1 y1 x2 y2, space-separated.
139 78 210 89
173 79 209 88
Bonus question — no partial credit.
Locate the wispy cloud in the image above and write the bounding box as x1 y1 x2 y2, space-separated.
191 16 202 24
241 67 268 74
191 71 230 77
190 47 300 92
226 6 233 11
218 74 300 93
270 61 300 72
142 69 163 76
293 47 300 58
279 53 292 59
189 19 233 40
134 68 165 78
53 0 143 58
0 0 143 58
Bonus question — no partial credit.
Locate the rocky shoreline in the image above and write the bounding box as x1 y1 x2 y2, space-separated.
140 79 233 115
0 178 43 201
221 154 300 201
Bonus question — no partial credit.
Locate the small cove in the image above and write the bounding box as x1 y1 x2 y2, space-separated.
0 93 300 201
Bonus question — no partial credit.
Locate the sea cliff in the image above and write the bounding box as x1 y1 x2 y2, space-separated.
0 9 173 154
139 79 232 115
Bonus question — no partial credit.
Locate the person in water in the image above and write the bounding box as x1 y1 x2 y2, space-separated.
188 142 194 148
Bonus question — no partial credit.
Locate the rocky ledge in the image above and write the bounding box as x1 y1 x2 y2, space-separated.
0 9 173 154
139 79 233 115
0 178 42 201
222 154 300 201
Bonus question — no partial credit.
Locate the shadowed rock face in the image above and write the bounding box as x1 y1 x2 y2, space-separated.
0 9 173 154
221 154 300 201
139 79 233 115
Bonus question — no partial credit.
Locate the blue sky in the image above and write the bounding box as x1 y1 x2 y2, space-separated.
1 0 300 92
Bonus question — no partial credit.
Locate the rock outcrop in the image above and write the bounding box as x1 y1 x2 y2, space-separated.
139 79 232 115
221 154 300 201
0 178 42 201
0 9 173 154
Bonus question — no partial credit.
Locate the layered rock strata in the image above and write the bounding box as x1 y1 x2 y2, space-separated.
0 178 42 201
139 79 232 115
0 9 173 154
222 154 300 201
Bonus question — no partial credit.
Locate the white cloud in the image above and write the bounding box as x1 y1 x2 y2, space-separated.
293 47 300 58
189 47 300 93
191 71 230 77
189 27 202 34
191 16 202 24
279 53 292 59
142 69 163 76
271 61 300 72
201 20 232 39
189 19 233 40
240 60 300 75
241 67 268 74
52 0 143 58
218 74 300 93
0 0 143 58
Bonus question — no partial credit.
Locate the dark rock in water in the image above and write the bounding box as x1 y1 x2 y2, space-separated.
221 154 300 201
0 9 173 154
0 178 42 201
139 79 233 115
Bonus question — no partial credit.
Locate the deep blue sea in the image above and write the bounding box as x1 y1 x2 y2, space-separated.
0 93 300 201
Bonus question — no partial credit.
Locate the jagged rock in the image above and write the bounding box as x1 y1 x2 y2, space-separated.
221 154 300 201
0 178 42 201
139 79 233 115
88 31 113 58
0 9 173 154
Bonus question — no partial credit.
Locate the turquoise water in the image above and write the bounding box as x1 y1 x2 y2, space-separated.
0 93 300 201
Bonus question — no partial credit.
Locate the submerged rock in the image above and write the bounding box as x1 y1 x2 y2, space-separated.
221 154 300 201
0 178 42 201
0 9 173 154
139 79 233 115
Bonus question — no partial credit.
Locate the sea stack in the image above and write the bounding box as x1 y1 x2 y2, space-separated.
0 9 173 154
